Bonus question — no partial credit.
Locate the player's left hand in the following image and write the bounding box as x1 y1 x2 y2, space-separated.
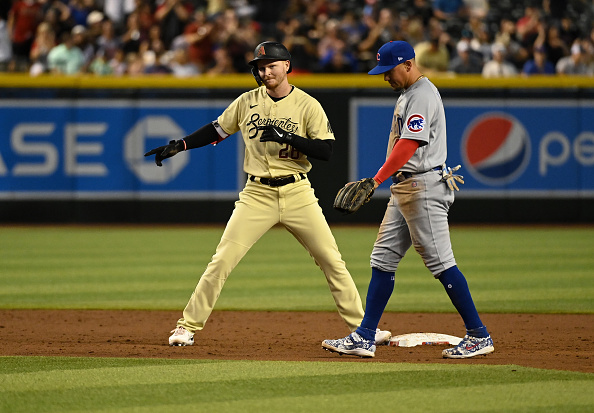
258 125 295 145
144 139 185 167
440 163 464 191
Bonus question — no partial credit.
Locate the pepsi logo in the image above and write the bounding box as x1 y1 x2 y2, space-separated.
461 112 531 185
406 114 424 133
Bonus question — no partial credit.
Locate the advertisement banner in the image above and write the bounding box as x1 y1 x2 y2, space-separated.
351 98 594 197
0 100 243 199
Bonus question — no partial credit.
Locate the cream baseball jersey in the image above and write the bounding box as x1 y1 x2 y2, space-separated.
386 77 447 173
216 85 334 178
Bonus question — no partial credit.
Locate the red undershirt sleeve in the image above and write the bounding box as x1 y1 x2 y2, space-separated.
373 138 421 184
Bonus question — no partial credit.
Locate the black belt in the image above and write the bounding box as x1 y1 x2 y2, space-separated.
392 166 442 183
250 173 306 187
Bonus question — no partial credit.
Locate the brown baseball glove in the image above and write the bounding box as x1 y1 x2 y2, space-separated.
333 178 376 214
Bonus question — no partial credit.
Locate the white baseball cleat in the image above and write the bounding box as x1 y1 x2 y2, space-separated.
169 326 194 346
375 329 392 345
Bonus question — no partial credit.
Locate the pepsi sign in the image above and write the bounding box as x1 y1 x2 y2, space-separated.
461 112 531 186
351 98 594 196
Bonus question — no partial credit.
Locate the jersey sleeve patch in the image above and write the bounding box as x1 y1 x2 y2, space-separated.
406 114 425 133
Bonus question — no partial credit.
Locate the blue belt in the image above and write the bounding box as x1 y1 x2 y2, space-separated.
391 166 442 183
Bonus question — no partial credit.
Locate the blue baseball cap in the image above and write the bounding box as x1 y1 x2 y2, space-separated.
368 41 415 75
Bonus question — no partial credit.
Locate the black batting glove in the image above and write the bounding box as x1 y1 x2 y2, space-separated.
144 139 185 167
258 125 295 145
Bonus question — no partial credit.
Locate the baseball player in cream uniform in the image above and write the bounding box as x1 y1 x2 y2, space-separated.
322 41 494 358
145 41 390 347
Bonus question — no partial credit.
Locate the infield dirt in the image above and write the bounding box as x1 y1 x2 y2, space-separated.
0 310 591 373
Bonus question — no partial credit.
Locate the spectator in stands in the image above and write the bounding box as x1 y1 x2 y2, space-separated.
96 18 120 61
432 0 468 22
47 31 85 74
3 0 594 76
142 48 172 74
206 46 235 74
108 47 127 75
415 20 450 74
408 0 434 26
465 0 489 20
67 0 96 28
448 39 483 73
0 17 12 71
88 49 113 74
556 41 593 75
542 23 568 67
180 10 215 73
584 28 594 69
141 23 166 56
8 0 43 72
467 16 492 63
29 21 55 75
558 15 580 49
493 17 528 70
120 11 144 54
522 44 555 75
72 25 95 71
279 17 318 73
85 10 104 48
415 36 450 73
482 42 518 77
126 51 144 75
168 47 198 77
42 2 72 42
213 8 254 73
516 6 541 48
317 18 356 72
321 45 357 73
154 0 193 49
103 0 135 32
358 7 403 72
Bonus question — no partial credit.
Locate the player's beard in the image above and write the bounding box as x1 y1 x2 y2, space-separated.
264 72 287 92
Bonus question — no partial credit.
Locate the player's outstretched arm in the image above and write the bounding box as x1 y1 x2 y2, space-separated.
144 122 225 167
144 140 186 167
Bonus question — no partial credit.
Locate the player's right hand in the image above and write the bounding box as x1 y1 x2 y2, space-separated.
144 139 185 167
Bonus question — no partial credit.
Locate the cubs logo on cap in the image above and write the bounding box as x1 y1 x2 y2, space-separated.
461 112 531 186
369 41 415 75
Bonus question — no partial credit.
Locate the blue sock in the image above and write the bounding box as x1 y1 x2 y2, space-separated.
439 266 489 338
356 268 395 341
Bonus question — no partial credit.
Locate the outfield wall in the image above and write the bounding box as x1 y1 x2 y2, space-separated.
1 74 593 223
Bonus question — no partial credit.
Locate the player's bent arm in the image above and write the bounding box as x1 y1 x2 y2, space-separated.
258 125 333 161
373 138 420 185
290 136 333 161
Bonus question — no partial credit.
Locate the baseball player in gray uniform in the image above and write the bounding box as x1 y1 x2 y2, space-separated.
322 40 494 358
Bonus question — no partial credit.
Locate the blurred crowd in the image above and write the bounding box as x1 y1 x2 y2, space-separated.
1 0 594 78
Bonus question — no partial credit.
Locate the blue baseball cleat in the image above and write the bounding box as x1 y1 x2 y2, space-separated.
322 332 376 358
442 335 494 358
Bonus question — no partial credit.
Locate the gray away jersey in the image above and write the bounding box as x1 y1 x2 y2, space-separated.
386 77 447 173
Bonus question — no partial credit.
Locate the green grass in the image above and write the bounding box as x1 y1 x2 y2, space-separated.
1 226 593 412
1 225 593 313
1 356 593 413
